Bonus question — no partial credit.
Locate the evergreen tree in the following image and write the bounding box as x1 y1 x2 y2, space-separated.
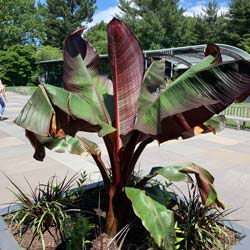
193 1 228 44
118 0 188 49
227 0 250 52
43 0 96 49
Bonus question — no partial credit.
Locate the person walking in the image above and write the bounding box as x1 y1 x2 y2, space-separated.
0 79 7 120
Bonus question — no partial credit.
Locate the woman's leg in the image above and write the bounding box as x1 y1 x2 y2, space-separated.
0 96 6 118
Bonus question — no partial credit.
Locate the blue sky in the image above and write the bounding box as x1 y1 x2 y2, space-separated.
90 0 229 28
37 0 230 28
95 0 118 11
95 0 229 12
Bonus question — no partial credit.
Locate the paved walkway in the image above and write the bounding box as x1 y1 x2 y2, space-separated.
1 91 250 229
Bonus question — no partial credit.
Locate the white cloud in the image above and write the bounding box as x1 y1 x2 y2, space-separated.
218 6 229 15
184 4 204 16
184 4 228 16
85 6 122 29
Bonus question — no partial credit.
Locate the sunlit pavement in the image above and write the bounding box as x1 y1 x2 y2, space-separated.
1 92 250 229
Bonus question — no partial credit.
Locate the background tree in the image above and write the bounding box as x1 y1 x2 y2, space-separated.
84 21 108 54
226 0 250 52
117 0 188 49
177 16 198 46
42 0 96 48
0 45 37 86
0 0 44 50
35 46 63 61
193 1 228 44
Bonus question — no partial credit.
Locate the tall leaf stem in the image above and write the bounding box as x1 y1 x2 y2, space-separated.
103 136 120 187
125 137 154 183
91 154 110 188
120 131 139 184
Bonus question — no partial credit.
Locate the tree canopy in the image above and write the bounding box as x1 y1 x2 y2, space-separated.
117 0 187 49
42 0 96 48
1 0 250 85
0 0 250 52
0 45 37 86
116 0 250 52
227 0 250 52
84 21 108 54
192 0 228 45
0 0 44 50
35 46 63 62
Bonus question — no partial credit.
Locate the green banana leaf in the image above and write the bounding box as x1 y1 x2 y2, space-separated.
25 129 101 159
63 28 114 126
25 130 111 187
125 187 175 250
136 55 250 143
136 55 218 134
63 27 99 93
138 60 165 113
148 163 224 209
14 85 54 136
14 84 116 138
35 134 101 156
203 114 226 133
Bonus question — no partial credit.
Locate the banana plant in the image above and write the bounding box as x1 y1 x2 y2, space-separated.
15 18 250 240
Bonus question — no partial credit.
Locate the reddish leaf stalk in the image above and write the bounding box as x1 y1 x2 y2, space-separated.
106 184 119 235
124 137 154 184
104 136 123 235
120 131 140 184
106 183 131 236
91 154 110 188
175 113 191 130
113 60 121 156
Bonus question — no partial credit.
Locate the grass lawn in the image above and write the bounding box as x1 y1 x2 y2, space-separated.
226 120 250 129
237 102 250 106
226 119 250 129
224 101 250 129
6 86 37 95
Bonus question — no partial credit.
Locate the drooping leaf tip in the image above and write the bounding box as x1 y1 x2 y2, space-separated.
205 43 220 57
69 27 84 37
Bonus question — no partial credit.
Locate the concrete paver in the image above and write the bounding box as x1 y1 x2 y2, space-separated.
1 91 250 229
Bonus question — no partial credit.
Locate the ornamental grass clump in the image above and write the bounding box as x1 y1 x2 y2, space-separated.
14 18 250 249
172 185 235 250
6 173 82 249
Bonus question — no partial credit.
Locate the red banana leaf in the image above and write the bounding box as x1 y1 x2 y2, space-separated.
107 18 145 138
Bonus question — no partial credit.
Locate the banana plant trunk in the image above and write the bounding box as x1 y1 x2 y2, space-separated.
106 184 131 237
103 137 135 237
